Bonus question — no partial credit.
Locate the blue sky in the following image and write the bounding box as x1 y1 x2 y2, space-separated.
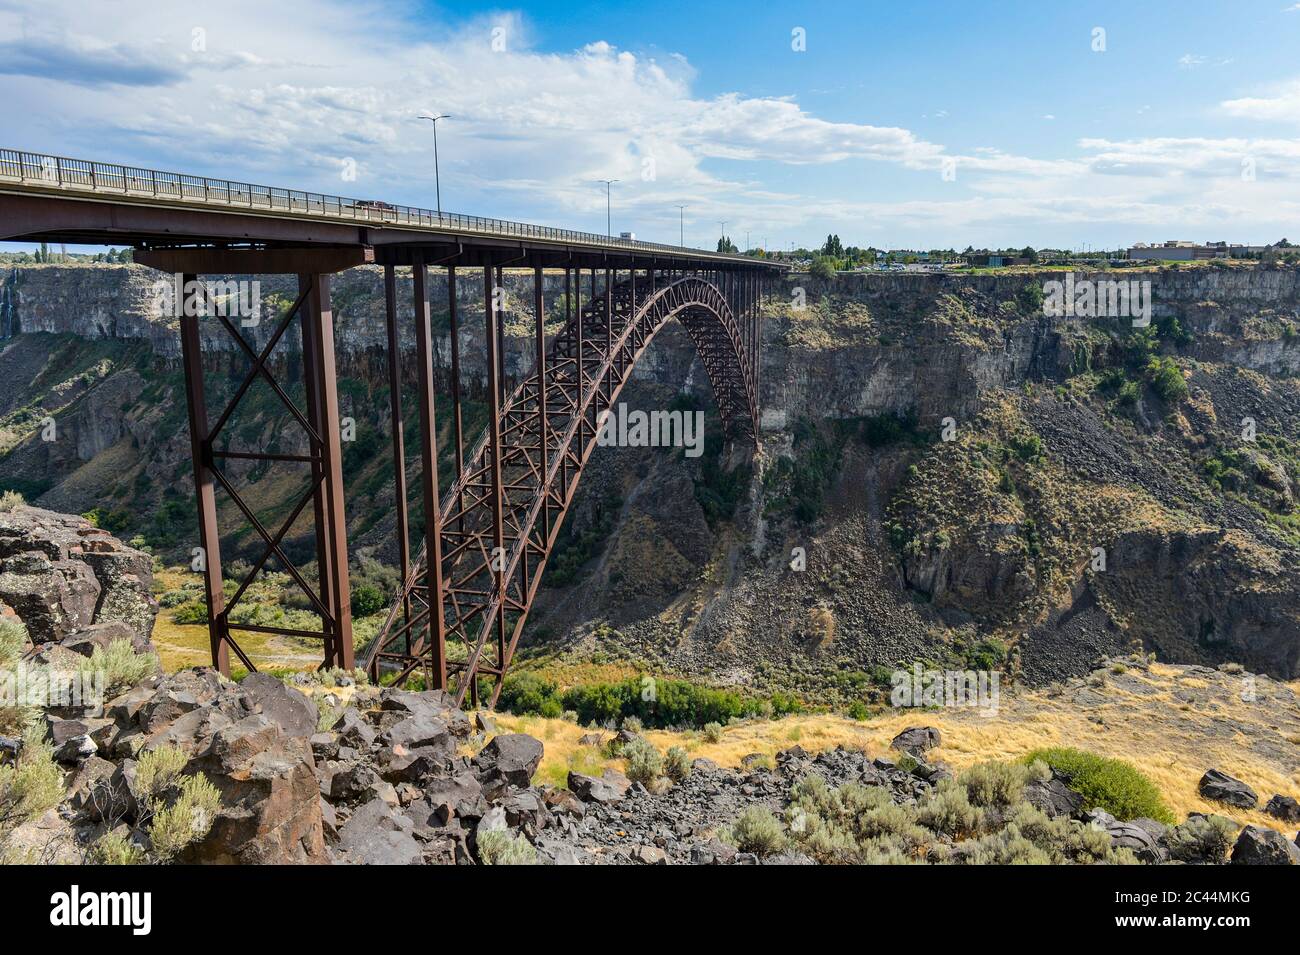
3 0 1300 251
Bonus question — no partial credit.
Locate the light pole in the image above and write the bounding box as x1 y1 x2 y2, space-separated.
418 114 451 217
719 220 727 251
676 204 686 247
598 179 619 237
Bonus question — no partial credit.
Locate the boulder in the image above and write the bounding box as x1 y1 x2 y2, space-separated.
1024 775 1084 819
47 717 96 764
419 772 486 826
60 620 153 658
327 762 378 802
1263 794 1300 823
381 715 452 755
379 689 470 738
567 769 630 804
1198 769 1258 809
0 505 156 645
534 838 588 865
890 726 942 755
631 844 668 865
1084 808 1163 858
472 734 543 793
542 787 586 819
335 797 423 865
1230 825 1300 865
690 838 737 865
184 714 326 864
335 709 376 750
239 673 317 739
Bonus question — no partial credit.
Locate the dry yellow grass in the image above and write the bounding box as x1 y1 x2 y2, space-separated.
495 661 1300 834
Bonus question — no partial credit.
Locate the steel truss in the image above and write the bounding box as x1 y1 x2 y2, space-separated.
364 265 765 705
176 269 354 676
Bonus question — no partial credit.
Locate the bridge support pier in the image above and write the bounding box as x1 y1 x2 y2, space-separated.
146 248 362 677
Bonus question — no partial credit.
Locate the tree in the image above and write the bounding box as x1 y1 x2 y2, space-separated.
821 234 844 257
810 256 836 281
1021 246 1038 264
716 235 738 254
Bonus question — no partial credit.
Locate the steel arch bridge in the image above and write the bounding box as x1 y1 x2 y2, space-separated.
0 148 785 698
363 270 761 706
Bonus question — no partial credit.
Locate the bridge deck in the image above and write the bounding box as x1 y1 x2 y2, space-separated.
0 148 786 271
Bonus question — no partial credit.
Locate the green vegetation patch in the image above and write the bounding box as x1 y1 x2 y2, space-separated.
1023 747 1174 823
497 671 802 728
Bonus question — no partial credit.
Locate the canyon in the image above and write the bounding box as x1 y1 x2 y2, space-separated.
1 262 1298 698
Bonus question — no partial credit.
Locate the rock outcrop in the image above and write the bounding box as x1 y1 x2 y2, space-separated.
0 504 156 647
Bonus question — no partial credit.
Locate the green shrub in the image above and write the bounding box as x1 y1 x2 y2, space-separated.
916 780 982 837
621 715 643 734
0 618 26 669
728 805 786 856
505 675 801 730
1166 814 1238 863
172 602 208 625
0 723 63 847
147 774 220 862
1023 747 1174 823
78 639 158 698
350 584 386 617
91 830 145 865
664 746 691 783
135 747 188 797
1144 356 1188 402
622 737 663 786
0 490 23 512
702 722 724 743
809 256 836 281
960 761 1033 809
476 829 538 865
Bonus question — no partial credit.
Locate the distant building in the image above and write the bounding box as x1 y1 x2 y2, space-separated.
966 253 1031 267
1128 240 1228 261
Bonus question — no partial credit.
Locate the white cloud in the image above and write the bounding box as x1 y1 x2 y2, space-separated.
0 0 1298 247
1223 79 1300 123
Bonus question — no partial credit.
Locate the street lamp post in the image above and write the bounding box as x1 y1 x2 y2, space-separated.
598 179 619 237
418 114 451 217
676 204 686 247
719 220 727 252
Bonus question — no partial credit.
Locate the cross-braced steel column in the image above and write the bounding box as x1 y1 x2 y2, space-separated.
178 273 229 676
171 262 357 676
303 273 355 670
383 265 411 632
412 256 448 688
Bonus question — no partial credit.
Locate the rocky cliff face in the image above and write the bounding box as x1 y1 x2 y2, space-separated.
1 263 1298 685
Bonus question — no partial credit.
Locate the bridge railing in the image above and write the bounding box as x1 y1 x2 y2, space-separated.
0 148 776 265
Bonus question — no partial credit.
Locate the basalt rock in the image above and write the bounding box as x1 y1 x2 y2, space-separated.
1263 794 1300 823
890 726 942 756
1198 769 1258 809
0 505 156 646
1230 825 1300 865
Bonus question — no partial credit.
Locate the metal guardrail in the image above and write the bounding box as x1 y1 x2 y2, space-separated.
0 148 779 267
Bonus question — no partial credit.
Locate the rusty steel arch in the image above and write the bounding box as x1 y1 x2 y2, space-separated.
363 271 760 705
